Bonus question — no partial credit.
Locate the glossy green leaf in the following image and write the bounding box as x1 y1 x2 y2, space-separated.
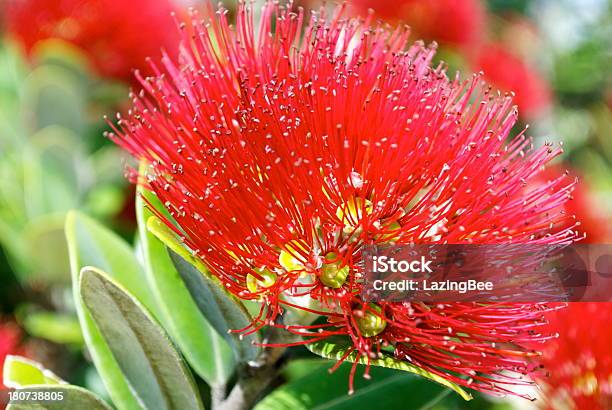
256 361 453 410
137 183 235 385
306 338 472 401
80 267 204 410
3 356 64 388
7 385 112 410
65 211 147 410
168 249 261 364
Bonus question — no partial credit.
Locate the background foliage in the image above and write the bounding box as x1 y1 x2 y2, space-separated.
0 0 610 409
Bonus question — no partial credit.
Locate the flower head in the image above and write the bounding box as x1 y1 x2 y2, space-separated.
109 2 578 398
537 303 612 409
3 0 180 81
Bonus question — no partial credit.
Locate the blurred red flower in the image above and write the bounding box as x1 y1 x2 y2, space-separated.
538 303 612 409
565 181 610 245
472 43 552 118
537 165 610 244
3 0 180 81
350 0 486 48
0 321 22 388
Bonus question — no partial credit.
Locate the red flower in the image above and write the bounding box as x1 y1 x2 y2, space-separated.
538 303 612 409
472 43 552 118
349 0 486 49
0 321 22 388
109 2 578 398
3 0 180 81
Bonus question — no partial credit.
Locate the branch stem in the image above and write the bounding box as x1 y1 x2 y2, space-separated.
216 346 286 410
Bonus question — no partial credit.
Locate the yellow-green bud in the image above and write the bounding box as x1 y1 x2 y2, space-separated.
246 268 277 292
279 240 307 272
355 303 387 337
320 252 349 288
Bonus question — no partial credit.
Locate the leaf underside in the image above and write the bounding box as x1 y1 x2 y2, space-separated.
80 267 204 410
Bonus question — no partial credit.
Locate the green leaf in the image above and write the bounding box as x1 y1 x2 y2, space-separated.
280 359 329 382
256 361 453 410
4 357 112 410
80 267 205 410
168 249 261 364
23 64 85 133
23 127 88 218
137 183 235 385
65 210 155 313
145 216 202 272
146 215 261 364
21 214 71 285
7 385 112 410
65 211 148 410
3 356 64 388
306 338 472 401
20 310 84 345
85 184 124 218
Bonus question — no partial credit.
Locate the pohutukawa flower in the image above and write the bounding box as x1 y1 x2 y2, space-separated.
108 2 578 399
3 0 180 81
537 303 612 409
